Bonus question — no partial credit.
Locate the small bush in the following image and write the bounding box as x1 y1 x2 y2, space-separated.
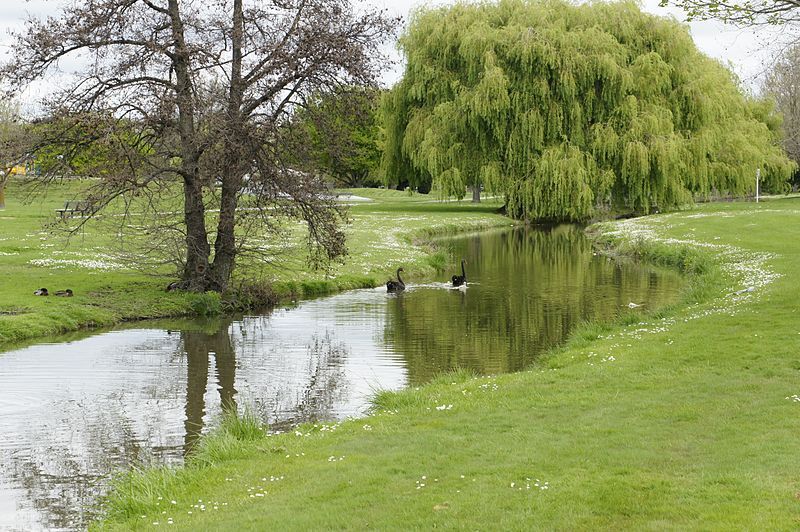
426 251 448 272
223 281 277 312
102 466 179 521
188 292 222 316
191 410 268 466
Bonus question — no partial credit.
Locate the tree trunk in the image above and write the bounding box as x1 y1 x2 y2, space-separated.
183 174 211 289
471 185 481 203
169 0 211 291
209 0 245 293
209 167 243 292
0 173 7 210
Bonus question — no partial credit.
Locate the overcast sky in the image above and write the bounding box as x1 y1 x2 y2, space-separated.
0 0 794 106
371 0 796 91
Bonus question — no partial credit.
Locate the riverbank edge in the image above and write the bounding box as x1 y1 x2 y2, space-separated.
269 217 517 300
94 212 737 529
0 217 513 350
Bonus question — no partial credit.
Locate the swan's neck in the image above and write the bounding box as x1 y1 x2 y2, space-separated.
397 269 404 285
461 260 466 278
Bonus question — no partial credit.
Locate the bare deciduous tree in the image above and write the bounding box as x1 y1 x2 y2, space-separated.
3 0 398 291
764 44 800 168
663 0 800 25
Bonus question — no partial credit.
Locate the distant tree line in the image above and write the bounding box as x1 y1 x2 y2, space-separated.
662 0 800 190
293 87 384 188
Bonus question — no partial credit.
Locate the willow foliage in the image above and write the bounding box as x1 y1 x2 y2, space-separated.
382 0 794 221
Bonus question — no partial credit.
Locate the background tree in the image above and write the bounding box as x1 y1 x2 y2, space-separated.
27 113 139 178
0 100 23 209
662 0 800 24
763 45 800 187
3 0 398 291
295 88 383 188
383 0 794 222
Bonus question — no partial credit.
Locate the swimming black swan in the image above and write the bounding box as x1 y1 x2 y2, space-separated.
386 268 405 292
451 259 467 287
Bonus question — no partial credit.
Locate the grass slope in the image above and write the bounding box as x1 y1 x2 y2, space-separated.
0 181 509 346
95 198 800 530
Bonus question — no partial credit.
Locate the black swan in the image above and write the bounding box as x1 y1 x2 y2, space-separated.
33 288 48 296
451 259 467 287
55 289 73 297
386 268 405 292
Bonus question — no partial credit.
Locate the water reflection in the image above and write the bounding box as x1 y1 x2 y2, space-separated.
281 331 349 430
180 323 238 453
386 225 680 383
0 330 187 531
0 226 683 530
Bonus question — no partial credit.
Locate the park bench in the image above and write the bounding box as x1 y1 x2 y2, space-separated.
55 200 91 218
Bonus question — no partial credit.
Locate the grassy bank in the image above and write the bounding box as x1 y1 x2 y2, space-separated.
96 198 800 530
0 181 509 345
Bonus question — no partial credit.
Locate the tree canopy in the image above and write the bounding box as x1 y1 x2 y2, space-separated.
294 88 383 188
382 0 794 221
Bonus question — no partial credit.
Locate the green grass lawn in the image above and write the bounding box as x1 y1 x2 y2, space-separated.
0 179 202 345
0 179 509 345
95 198 800 530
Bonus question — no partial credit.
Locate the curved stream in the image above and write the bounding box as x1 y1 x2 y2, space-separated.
0 225 683 530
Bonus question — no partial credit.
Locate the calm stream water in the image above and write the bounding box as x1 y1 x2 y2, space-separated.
0 226 683 530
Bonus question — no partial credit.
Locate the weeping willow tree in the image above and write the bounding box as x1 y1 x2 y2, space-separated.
382 0 795 221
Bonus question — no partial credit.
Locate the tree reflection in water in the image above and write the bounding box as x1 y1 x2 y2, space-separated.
384 226 682 384
282 331 349 430
3 413 148 530
2 319 352 529
180 320 239 454
179 316 351 443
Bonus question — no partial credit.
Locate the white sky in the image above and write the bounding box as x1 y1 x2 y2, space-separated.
371 0 797 92
0 0 795 105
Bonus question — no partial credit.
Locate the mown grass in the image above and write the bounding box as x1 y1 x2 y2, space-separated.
94 198 800 530
0 179 213 343
0 180 509 345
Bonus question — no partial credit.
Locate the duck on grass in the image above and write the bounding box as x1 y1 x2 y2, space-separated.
33 288 73 297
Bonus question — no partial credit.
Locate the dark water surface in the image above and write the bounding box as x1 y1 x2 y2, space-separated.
0 226 683 530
